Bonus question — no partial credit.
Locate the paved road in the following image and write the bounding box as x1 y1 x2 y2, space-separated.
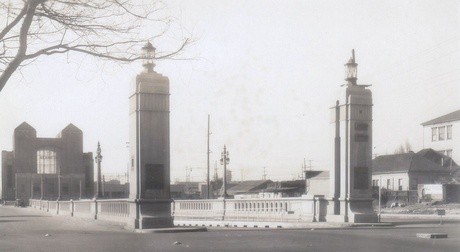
1 206 459 252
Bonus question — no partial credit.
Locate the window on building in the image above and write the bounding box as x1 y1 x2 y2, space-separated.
398 179 403 191
372 179 379 187
447 125 452 140
438 126 445 141
432 127 437 141
386 179 391 189
37 149 57 174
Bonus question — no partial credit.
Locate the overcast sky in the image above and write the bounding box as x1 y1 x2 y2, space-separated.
1 0 459 183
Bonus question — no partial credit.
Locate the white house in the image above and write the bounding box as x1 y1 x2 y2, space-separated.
422 109 460 166
372 151 451 191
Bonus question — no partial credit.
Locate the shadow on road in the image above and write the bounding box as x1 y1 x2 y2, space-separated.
0 215 50 218
0 220 26 223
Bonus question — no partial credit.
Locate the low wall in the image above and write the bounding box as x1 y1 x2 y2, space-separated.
29 196 328 229
172 196 327 228
29 199 130 224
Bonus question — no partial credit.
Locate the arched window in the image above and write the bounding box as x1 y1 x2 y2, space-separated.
37 149 57 174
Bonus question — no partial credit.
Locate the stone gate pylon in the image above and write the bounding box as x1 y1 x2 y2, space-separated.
328 50 378 223
128 42 173 229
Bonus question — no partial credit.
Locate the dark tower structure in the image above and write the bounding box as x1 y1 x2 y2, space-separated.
1 122 94 204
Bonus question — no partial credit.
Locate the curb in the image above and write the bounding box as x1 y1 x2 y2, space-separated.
381 214 460 220
202 223 394 231
135 227 208 233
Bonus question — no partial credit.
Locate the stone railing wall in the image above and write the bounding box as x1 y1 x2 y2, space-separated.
97 199 130 222
29 199 130 223
172 196 327 228
29 196 328 229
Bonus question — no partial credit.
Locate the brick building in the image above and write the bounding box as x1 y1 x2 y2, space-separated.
1 122 94 204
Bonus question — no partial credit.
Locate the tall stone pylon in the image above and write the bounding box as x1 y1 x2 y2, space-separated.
128 42 172 229
328 50 378 223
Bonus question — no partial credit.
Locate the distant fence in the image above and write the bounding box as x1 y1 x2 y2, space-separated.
29 199 130 223
385 190 418 205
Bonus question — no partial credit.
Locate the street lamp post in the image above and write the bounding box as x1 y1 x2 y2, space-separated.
207 114 211 199
57 168 61 201
220 145 230 198
79 179 82 200
95 142 103 199
345 49 358 85
30 179 34 200
40 174 44 200
378 176 382 223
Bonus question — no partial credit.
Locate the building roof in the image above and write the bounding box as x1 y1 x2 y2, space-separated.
263 187 300 193
227 180 272 195
170 184 186 193
14 122 36 131
61 123 82 132
306 171 329 179
421 109 460 126
373 152 450 174
417 148 458 167
278 180 305 188
452 166 460 182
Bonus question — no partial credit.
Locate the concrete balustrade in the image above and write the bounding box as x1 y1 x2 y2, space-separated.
29 196 327 229
97 199 130 222
172 196 327 228
29 198 131 223
58 201 72 216
73 200 94 219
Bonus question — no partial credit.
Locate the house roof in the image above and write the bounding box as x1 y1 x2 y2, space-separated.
373 152 450 174
417 148 458 167
452 166 460 181
227 180 272 195
278 180 305 188
306 171 329 179
263 187 300 193
170 184 186 193
421 109 460 126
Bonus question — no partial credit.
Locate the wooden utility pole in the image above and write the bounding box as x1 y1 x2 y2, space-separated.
207 114 211 199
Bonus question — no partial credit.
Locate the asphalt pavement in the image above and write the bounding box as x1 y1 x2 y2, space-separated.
0 205 459 252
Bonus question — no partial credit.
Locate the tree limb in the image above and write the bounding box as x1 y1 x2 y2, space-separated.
0 0 44 92
0 1 28 41
0 0 191 93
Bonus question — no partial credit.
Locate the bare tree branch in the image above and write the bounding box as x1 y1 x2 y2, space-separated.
0 1 28 41
0 0 191 93
0 0 44 92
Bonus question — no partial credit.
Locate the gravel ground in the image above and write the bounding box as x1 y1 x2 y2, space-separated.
379 203 460 215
